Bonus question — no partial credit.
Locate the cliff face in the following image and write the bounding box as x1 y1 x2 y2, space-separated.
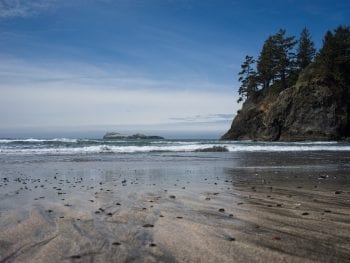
222 79 350 141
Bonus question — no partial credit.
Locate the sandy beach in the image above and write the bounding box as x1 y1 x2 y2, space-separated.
0 151 350 262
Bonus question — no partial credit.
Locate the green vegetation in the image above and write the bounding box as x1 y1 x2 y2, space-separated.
237 26 350 103
297 28 316 71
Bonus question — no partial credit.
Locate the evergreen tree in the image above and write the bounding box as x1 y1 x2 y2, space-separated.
256 36 276 89
272 29 297 89
237 55 257 103
256 30 296 90
317 26 350 86
297 27 316 70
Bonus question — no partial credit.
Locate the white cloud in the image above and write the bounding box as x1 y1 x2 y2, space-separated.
0 57 239 132
0 0 58 18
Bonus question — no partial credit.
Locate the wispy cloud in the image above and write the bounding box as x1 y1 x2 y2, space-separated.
0 0 58 18
169 113 234 123
0 56 232 91
0 56 239 131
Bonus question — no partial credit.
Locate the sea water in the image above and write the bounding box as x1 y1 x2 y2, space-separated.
0 138 350 155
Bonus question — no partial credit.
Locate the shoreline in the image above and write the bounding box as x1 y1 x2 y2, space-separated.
0 152 349 262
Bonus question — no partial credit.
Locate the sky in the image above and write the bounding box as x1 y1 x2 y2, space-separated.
0 0 349 138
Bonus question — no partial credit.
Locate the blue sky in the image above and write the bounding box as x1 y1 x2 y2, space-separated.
0 0 349 138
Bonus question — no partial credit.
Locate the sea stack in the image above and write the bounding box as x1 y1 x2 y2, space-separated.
103 132 164 140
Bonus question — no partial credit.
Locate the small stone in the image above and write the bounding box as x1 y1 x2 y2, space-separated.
218 208 225 212
302 212 309 216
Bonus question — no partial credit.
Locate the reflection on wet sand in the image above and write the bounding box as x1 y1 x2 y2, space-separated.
0 152 349 262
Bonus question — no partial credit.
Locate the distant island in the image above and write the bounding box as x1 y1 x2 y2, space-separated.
103 132 164 140
223 26 350 141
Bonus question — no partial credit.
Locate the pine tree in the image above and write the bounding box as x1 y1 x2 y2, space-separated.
237 55 257 103
256 36 276 89
297 28 316 70
317 26 350 85
256 30 296 90
272 29 297 89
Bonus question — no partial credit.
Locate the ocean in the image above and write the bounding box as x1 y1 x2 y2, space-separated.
1 138 350 155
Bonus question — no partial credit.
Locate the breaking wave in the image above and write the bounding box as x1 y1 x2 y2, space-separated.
0 140 350 155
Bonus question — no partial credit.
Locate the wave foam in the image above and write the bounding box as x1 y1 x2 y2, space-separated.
1 143 350 155
0 138 78 143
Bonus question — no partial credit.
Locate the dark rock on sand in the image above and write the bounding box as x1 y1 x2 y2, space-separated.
195 146 228 152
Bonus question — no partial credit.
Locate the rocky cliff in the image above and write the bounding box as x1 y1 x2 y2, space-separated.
223 25 350 141
222 77 350 141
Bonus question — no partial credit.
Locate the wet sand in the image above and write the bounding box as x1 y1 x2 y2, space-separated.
0 152 350 262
